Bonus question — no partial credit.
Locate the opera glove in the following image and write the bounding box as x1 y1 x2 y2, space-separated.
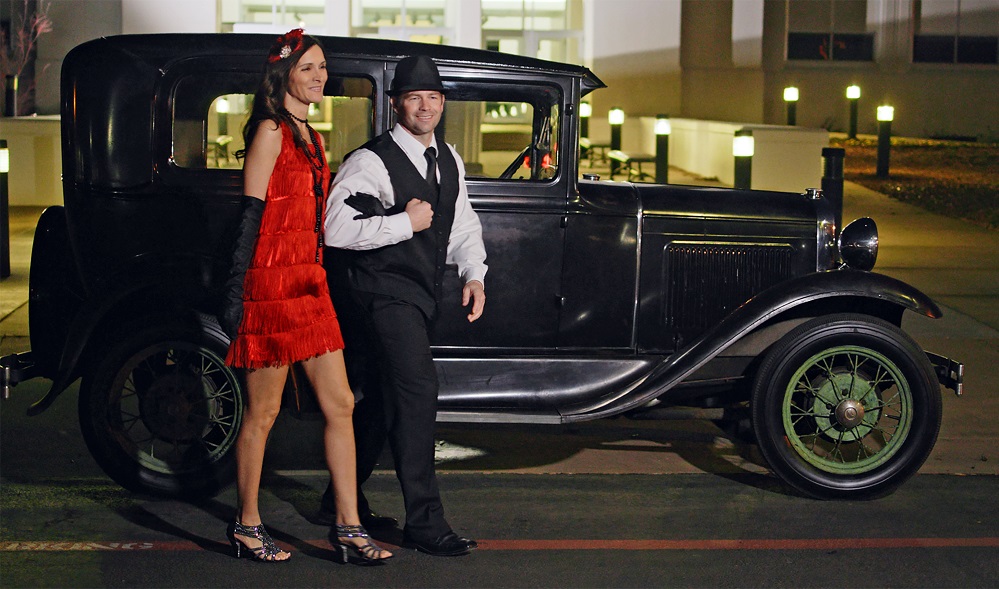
219 196 265 340
345 192 387 219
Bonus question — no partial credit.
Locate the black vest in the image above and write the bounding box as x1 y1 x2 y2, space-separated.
341 131 459 319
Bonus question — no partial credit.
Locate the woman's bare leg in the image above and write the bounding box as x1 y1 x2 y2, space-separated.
302 350 392 559
233 364 290 560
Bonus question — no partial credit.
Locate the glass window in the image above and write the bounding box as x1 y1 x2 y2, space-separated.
172 73 374 172
787 0 874 61
912 0 999 64
352 0 449 43
438 83 561 181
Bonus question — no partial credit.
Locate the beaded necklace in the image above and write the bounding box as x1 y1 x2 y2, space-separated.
284 109 326 263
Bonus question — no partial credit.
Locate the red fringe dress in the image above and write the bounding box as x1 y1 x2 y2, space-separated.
225 123 344 369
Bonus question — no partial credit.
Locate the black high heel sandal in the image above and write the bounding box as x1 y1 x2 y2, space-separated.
227 520 290 562
334 524 393 564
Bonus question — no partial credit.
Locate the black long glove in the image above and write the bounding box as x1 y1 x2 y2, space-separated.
219 196 265 340
344 192 387 219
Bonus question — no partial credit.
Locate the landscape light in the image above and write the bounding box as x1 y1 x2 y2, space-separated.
608 107 625 126
877 105 894 122
876 105 894 177
783 86 799 125
733 132 753 189
846 85 861 139
655 114 670 184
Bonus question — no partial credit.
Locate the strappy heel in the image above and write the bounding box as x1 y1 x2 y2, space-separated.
333 524 393 564
227 519 290 562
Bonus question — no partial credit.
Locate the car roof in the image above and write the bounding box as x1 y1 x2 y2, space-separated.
69 33 606 94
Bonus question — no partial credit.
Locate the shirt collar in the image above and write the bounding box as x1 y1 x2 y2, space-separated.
390 123 439 160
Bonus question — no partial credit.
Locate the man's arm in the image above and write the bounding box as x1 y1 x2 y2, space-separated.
446 146 488 322
324 150 429 250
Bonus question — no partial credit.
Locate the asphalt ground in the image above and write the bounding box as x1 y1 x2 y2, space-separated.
2 171 998 587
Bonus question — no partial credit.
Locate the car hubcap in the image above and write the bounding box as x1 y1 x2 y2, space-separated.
781 345 913 474
108 341 242 475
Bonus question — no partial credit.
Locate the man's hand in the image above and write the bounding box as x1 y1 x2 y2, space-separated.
462 280 485 323
406 198 434 232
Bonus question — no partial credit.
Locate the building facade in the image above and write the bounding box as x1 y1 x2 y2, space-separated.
3 0 998 139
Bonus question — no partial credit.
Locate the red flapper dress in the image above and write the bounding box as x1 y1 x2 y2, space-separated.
225 122 344 369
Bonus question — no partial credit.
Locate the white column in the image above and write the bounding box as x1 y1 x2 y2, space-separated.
447 0 482 48
326 0 351 37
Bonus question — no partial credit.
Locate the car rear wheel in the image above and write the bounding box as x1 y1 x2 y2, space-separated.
751 313 941 500
78 315 243 498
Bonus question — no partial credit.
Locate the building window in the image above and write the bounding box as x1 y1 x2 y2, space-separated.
786 0 874 61
912 0 999 64
482 0 583 63
352 0 449 44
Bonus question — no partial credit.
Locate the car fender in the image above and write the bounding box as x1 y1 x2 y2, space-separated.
25 253 219 416
561 269 941 422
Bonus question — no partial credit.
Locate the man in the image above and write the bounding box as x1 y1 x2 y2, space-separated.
322 54 487 557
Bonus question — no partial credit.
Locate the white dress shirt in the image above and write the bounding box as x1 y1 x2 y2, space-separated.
324 123 488 286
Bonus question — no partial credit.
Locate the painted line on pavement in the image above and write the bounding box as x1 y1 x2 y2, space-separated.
2 537 998 552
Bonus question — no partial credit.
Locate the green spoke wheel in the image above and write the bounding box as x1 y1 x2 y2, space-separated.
752 314 941 500
79 314 243 498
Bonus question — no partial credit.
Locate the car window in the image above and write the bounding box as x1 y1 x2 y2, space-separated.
172 74 374 174
439 82 561 181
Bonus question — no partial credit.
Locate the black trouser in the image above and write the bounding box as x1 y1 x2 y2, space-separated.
350 291 450 540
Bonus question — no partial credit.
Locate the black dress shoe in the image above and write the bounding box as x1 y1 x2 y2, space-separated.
402 531 477 557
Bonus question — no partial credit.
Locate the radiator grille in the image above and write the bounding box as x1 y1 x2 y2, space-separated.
664 242 793 333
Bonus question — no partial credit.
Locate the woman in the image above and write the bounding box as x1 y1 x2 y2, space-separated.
219 28 391 564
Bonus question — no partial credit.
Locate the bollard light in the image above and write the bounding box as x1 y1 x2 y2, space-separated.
783 86 799 126
655 114 671 184
846 85 860 139
1 139 9 279
216 97 230 135
609 107 624 177
579 101 591 139
876 105 894 178
733 132 754 189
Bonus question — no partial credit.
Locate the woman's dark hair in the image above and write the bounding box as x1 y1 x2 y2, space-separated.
236 29 324 159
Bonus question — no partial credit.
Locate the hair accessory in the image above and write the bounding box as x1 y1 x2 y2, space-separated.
268 28 304 63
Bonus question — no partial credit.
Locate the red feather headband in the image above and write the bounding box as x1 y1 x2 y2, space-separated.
268 28 304 63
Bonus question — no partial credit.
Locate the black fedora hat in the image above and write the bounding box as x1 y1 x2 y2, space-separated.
387 55 446 96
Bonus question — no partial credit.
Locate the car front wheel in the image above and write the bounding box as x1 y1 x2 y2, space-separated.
78 315 243 498
751 313 941 500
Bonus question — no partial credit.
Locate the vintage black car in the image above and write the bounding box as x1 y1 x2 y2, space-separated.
1 34 963 502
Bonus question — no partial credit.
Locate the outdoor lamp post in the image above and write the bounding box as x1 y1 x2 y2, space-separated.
579 101 591 139
733 132 754 189
655 114 671 184
216 97 230 135
783 86 799 126
1 139 10 279
876 105 894 178
846 85 861 139
609 106 625 177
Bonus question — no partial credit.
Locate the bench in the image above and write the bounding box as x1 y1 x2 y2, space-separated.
607 149 655 181
580 138 611 168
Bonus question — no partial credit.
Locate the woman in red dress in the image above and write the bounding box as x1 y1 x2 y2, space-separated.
219 29 391 564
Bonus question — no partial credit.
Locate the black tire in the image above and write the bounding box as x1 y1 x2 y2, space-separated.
78 314 244 498
751 313 941 500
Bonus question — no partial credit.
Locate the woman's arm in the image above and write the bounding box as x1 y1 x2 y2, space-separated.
243 120 283 199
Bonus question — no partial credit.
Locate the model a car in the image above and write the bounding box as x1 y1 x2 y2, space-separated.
1 34 963 501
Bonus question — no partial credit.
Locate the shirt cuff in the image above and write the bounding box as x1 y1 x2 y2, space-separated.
389 212 414 241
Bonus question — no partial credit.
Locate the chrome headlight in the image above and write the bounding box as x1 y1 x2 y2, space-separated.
838 217 878 270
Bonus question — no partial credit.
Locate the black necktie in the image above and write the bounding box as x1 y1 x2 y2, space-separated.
424 147 438 193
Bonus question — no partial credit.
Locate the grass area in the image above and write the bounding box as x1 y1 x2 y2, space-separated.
831 136 999 229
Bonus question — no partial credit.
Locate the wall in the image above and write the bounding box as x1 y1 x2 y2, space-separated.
121 0 216 34
20 0 122 115
584 0 683 119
